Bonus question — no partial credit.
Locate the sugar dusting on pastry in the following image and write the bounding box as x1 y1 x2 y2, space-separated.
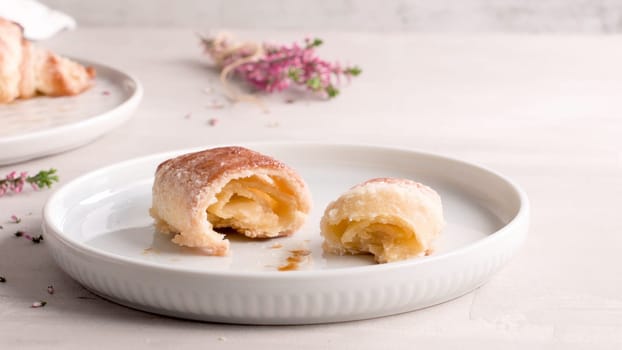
150 146 312 256
320 177 444 263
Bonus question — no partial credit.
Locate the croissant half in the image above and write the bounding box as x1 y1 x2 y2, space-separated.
321 178 444 263
0 18 95 104
150 147 312 256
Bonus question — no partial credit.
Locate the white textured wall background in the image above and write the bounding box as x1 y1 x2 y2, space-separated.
42 0 622 32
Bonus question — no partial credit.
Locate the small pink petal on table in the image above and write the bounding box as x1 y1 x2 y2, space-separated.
31 301 47 308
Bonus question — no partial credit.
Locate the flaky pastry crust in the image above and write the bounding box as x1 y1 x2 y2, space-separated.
0 18 95 104
150 146 312 256
321 177 444 263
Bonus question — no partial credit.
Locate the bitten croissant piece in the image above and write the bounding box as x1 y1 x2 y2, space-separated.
321 178 444 263
150 147 312 256
0 18 95 104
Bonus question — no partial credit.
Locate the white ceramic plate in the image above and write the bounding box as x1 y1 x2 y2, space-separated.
42 143 529 324
0 59 142 165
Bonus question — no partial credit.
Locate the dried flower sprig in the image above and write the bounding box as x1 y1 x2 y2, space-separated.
200 33 361 106
0 169 58 197
14 231 44 244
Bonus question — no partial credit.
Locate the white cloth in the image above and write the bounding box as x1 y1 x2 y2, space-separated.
0 0 76 40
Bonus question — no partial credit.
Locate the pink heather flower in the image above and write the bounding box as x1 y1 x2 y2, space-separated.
0 168 57 197
200 34 361 100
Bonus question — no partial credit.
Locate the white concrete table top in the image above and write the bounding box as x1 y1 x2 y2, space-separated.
1 28 621 349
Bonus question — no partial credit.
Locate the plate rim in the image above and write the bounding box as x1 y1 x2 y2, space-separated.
0 58 143 143
42 142 530 279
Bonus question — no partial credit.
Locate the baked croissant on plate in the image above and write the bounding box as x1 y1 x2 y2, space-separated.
321 178 444 263
150 146 312 256
0 18 95 104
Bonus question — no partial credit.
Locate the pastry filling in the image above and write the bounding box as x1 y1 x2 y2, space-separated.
207 175 297 237
332 219 423 263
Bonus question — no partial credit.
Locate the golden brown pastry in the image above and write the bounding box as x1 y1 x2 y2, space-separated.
0 18 95 104
321 178 444 263
150 146 312 256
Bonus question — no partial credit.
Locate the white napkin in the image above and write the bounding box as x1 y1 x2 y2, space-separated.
0 0 76 40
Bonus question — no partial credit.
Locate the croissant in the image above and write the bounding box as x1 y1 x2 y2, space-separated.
321 178 444 263
0 18 95 104
150 146 312 256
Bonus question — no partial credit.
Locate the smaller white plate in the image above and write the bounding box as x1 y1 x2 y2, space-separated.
43 143 530 324
0 59 142 165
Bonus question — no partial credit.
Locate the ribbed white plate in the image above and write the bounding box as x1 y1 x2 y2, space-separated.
42 143 529 324
0 59 142 165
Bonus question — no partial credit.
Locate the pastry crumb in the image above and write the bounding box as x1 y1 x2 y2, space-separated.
142 247 157 255
270 243 283 249
290 249 311 256
278 249 312 271
218 336 226 342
